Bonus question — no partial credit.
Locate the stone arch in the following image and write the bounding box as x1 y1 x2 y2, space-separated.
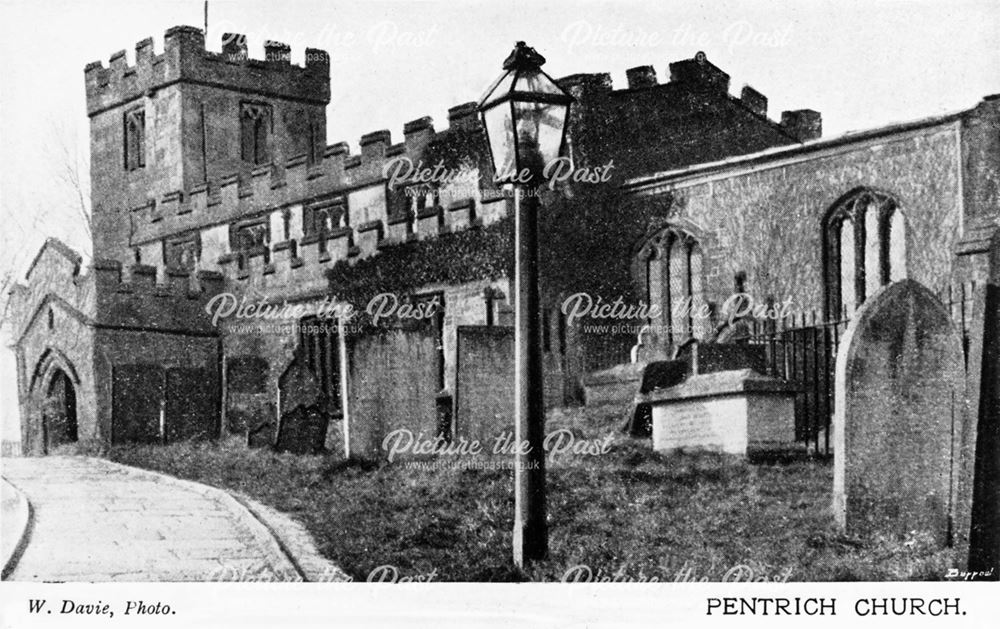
45 369 78 446
822 187 907 319
634 224 706 349
25 348 82 454
29 347 81 394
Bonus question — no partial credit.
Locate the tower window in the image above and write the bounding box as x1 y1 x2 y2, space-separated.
308 118 322 165
241 103 272 166
124 107 145 171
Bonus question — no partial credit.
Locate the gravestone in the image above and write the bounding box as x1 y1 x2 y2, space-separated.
347 327 439 461
582 362 646 407
455 326 515 446
226 355 270 434
966 230 1000 577
626 359 689 436
276 356 329 454
833 280 968 547
629 325 669 364
672 340 767 376
247 420 276 449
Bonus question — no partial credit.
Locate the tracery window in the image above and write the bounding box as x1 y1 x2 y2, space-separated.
824 189 906 317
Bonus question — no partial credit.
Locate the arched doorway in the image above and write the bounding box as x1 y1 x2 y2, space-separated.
25 348 83 455
44 369 78 449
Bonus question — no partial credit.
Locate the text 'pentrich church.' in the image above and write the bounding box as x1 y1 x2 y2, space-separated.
7 25 999 461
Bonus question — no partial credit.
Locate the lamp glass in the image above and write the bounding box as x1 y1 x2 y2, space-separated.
478 44 573 183
483 100 516 179
513 99 568 173
514 70 565 95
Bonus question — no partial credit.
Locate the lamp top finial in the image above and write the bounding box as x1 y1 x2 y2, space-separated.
502 41 546 71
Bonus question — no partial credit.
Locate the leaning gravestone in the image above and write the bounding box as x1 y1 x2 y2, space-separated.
833 280 967 547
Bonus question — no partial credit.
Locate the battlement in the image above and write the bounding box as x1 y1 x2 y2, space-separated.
558 52 803 124
780 109 823 141
116 47 818 298
128 100 487 246
211 197 504 300
118 88 508 300
558 52 735 95
669 52 730 92
6 247 227 341
92 258 224 297
91 258 225 333
84 26 330 116
123 50 818 250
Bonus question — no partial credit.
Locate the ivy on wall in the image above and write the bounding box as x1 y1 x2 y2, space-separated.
421 122 680 304
324 186 675 329
538 185 676 303
422 126 493 176
325 218 513 327
325 110 679 323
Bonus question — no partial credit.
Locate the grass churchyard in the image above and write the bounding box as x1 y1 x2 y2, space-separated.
110 403 954 582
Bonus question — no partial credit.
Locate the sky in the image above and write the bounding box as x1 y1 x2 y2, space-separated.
0 0 998 267
0 0 998 437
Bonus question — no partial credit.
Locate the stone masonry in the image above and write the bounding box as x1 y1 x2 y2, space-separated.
9 25 823 451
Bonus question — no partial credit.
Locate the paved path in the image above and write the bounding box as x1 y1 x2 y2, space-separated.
1 456 303 581
1 477 28 572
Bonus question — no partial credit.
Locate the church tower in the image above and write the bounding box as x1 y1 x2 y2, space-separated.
84 26 330 262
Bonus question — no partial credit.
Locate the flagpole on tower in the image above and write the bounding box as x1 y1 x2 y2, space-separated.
204 1 209 41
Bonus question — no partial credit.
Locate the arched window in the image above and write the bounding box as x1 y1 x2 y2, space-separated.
824 189 906 317
887 208 907 283
646 246 662 325
640 228 704 345
124 107 145 171
240 103 272 166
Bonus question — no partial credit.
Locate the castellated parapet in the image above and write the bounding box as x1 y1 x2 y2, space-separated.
91 259 224 334
108 42 816 292
7 243 226 341
86 27 332 263
128 101 484 240
84 26 330 116
124 93 499 293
